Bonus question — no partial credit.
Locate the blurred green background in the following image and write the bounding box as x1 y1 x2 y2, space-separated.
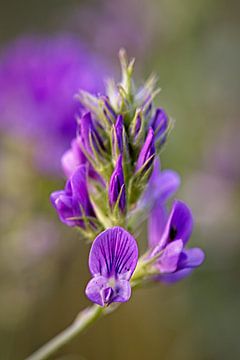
0 0 239 359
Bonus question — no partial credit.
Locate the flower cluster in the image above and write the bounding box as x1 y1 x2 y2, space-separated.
51 50 205 307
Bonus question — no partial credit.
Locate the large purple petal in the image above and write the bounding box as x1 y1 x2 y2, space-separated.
89 227 138 280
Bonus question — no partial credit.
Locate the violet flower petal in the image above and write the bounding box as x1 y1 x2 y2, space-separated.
159 200 194 249
78 112 94 154
156 268 193 283
109 155 126 212
50 166 94 227
89 227 138 279
86 227 138 306
86 276 131 306
50 191 77 227
135 127 155 172
158 239 183 273
142 158 180 208
148 198 168 248
178 248 205 269
61 139 85 178
85 275 109 307
150 108 168 141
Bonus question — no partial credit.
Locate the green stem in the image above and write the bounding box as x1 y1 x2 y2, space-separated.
25 261 150 360
25 305 104 360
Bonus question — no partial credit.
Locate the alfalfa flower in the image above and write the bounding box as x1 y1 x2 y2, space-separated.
50 166 95 228
149 200 205 282
85 227 138 306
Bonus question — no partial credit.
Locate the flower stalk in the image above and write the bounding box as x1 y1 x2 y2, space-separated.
27 49 205 359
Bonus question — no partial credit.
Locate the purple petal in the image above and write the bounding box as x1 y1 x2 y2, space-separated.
78 112 94 154
111 279 131 303
178 248 205 269
150 108 168 141
156 268 193 283
85 275 131 306
160 200 193 248
158 239 183 273
70 166 94 216
142 158 180 208
109 155 126 212
50 166 94 227
136 127 155 172
148 198 168 248
61 139 85 178
50 191 78 227
112 115 123 155
61 148 78 179
85 275 109 306
134 113 142 138
89 227 138 279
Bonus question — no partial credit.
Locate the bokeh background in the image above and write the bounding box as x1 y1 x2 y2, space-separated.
0 0 239 359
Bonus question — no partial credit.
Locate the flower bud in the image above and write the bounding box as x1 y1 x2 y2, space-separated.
109 155 126 213
112 115 123 159
136 127 155 173
150 108 168 144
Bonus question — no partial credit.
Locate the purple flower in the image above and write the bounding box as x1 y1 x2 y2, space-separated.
150 108 168 142
112 115 123 157
149 200 205 282
0 35 107 174
85 227 138 306
50 166 95 227
141 158 181 209
135 127 155 172
109 155 126 213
